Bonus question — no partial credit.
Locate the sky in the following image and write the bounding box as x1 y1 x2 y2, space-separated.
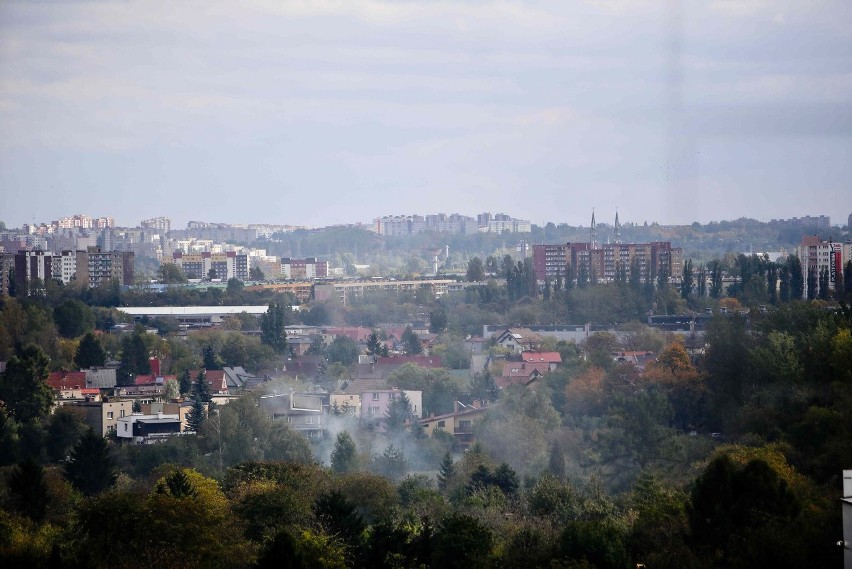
1 0 851 230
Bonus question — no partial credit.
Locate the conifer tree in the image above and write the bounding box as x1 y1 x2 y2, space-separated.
437 451 455 491
7 457 48 521
65 429 117 496
260 300 289 354
194 369 212 403
331 431 357 474
75 331 106 369
202 345 219 370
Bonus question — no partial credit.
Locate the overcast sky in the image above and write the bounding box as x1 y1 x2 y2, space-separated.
1 1 850 229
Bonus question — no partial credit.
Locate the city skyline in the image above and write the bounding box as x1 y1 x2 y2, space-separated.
2 1 851 229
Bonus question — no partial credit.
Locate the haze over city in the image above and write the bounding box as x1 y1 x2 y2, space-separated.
2 1 851 228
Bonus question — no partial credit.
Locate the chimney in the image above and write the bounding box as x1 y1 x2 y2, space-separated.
453 401 459 413
157 411 163 419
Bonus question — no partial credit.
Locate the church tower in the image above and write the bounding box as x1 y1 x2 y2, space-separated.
614 210 621 244
590 209 597 248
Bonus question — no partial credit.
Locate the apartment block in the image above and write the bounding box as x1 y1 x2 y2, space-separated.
532 241 683 283
76 247 135 288
796 236 849 298
172 251 248 281
280 257 329 280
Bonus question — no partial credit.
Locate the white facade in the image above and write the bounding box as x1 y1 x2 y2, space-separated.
51 250 78 284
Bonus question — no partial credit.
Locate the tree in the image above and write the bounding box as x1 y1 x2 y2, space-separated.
689 455 801 565
117 327 151 385
260 300 290 354
179 369 192 395
845 260 852 300
681 259 693 299
710 260 723 298
207 267 218 281
226 278 244 295
307 335 327 355
374 444 408 479
806 266 818 300
65 429 117 495
158 262 188 284
193 369 212 403
75 331 106 369
386 391 414 433
466 257 485 282
432 513 494 569
788 255 804 300
402 326 422 355
365 331 386 356
331 431 358 474
249 266 265 281
202 345 219 370
6 457 48 522
429 305 448 334
818 266 830 300
47 406 87 462
156 468 199 498
163 378 180 400
187 398 206 432
548 440 566 478
437 451 455 490
328 335 358 365
0 343 52 423
53 298 95 338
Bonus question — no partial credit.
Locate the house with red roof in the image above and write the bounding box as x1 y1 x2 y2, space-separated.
188 369 230 394
46 371 101 405
521 351 562 372
496 361 551 389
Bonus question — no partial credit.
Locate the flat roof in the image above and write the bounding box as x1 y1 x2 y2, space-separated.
117 306 269 317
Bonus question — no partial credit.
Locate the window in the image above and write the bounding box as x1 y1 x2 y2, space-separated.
124 423 128 432
107 411 113 419
437 420 446 428
120 409 125 418
306 416 314 424
372 393 380 401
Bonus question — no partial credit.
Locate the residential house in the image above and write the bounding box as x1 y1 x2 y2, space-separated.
141 401 193 432
493 328 544 353
259 392 327 440
331 379 388 416
612 351 657 371
419 401 488 450
222 366 266 392
465 336 486 355
497 361 551 389
46 371 98 406
84 366 117 388
280 356 322 382
349 355 443 381
74 399 134 437
189 369 231 395
116 412 182 443
360 388 423 426
521 351 562 371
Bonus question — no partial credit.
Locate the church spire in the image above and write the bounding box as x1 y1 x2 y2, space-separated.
614 209 621 244
590 208 597 248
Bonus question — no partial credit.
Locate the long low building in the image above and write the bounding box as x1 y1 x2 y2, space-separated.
117 305 269 324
